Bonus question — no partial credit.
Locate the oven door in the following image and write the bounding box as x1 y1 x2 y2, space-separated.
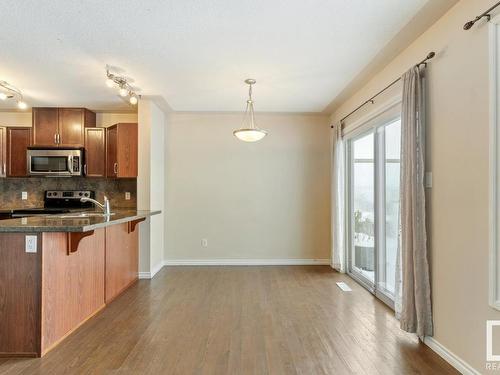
27 149 82 176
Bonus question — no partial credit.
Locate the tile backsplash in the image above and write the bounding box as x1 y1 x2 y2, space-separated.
0 177 137 209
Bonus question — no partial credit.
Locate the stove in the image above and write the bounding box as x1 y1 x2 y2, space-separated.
7 190 96 218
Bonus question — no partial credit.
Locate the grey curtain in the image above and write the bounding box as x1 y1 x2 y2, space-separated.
395 66 433 338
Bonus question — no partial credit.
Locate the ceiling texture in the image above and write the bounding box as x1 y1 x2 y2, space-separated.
0 0 446 113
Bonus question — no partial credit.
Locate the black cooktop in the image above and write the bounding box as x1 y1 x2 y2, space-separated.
4 190 96 219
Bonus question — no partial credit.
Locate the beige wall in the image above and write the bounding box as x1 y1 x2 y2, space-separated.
0 111 137 128
0 111 32 126
96 112 137 127
331 0 497 371
165 112 331 262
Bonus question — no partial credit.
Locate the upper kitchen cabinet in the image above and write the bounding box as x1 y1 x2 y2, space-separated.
84 127 106 177
32 108 96 147
7 127 31 177
0 127 6 177
106 123 138 178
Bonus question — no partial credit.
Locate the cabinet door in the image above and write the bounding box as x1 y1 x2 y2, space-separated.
106 126 118 177
7 127 31 177
84 128 106 177
58 108 84 147
0 127 6 177
32 108 58 146
116 123 138 178
105 223 139 303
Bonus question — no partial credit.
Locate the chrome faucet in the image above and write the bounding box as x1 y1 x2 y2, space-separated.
80 196 111 216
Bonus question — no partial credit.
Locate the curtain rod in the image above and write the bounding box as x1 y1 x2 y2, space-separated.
464 1 500 30
331 51 435 129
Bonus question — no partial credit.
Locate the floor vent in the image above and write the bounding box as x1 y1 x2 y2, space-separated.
336 282 352 292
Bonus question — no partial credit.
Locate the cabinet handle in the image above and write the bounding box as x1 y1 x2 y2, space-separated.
2 162 5 176
84 164 87 175
57 134 61 144
54 133 58 144
113 162 118 174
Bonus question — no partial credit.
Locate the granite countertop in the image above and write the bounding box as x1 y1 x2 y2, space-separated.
0 210 161 233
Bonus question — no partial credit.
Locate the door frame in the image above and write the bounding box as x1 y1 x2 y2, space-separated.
344 103 401 309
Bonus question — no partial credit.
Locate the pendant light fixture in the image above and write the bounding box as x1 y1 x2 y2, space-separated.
233 79 268 142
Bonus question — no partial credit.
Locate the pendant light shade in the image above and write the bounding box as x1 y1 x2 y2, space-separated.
233 79 268 142
233 128 267 142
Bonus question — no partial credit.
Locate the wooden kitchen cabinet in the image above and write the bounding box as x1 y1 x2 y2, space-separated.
32 107 58 146
0 127 6 177
84 127 106 177
32 107 96 147
104 222 139 303
7 127 31 177
106 123 138 178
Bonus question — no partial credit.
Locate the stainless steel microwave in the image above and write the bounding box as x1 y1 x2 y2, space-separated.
27 148 83 177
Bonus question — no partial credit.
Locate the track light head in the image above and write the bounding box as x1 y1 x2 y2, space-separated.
119 86 129 97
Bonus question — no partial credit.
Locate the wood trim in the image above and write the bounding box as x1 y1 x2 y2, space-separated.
67 231 94 255
127 218 145 233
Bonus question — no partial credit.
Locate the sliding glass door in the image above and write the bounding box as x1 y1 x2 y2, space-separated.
347 113 401 305
350 132 375 284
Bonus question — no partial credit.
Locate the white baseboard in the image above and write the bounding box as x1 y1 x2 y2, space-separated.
138 272 152 279
423 336 480 375
163 258 330 266
138 260 167 279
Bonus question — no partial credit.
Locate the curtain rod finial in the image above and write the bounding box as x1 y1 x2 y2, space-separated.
463 21 475 30
427 52 435 59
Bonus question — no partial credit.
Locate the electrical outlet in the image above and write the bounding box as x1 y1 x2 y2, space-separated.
21 191 28 200
125 192 131 200
201 239 208 247
25 235 37 253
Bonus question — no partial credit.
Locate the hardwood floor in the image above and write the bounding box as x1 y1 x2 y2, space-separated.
0 266 457 374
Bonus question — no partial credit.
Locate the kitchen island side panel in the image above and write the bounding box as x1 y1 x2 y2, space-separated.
0 233 42 357
41 229 105 354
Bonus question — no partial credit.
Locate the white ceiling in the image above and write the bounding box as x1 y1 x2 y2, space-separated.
0 0 430 112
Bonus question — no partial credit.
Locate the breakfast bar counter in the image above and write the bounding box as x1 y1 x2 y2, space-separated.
0 210 160 232
0 210 160 358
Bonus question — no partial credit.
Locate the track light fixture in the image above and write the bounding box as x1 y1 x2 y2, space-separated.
105 66 139 105
0 80 28 110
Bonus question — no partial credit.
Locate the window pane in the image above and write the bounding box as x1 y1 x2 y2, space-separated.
383 119 401 294
352 132 375 283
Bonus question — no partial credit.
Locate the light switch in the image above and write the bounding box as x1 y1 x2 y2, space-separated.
201 239 208 247
425 172 433 188
21 191 28 200
25 235 37 253
125 192 131 200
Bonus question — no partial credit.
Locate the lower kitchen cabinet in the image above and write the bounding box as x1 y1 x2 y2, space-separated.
105 222 139 303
